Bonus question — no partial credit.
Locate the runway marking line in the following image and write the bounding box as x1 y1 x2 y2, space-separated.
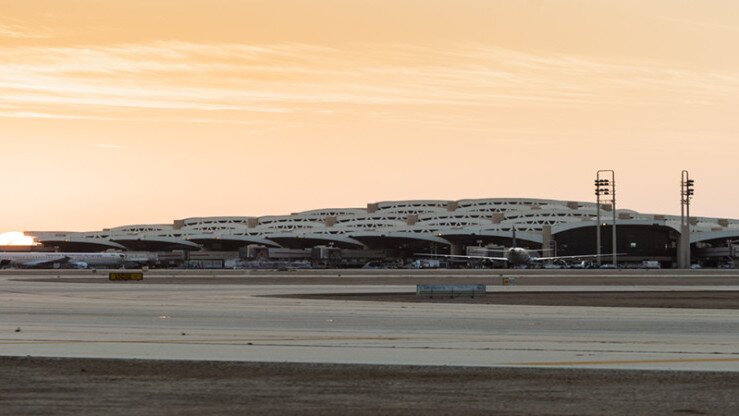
515 357 739 366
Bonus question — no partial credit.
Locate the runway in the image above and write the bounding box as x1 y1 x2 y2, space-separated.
2 270 739 372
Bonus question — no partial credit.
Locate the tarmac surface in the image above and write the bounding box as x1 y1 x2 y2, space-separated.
2 269 739 414
3 269 739 371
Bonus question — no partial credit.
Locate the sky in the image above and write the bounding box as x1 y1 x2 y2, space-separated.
1 0 738 232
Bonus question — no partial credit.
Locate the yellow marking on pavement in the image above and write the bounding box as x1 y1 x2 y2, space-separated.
515 357 739 366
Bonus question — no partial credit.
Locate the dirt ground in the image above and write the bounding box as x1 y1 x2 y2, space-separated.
2 357 738 416
281 291 739 309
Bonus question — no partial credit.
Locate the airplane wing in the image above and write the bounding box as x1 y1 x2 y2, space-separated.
415 253 509 262
533 253 626 262
20 256 69 268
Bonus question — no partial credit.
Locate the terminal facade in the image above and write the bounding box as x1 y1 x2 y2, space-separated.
27 198 739 268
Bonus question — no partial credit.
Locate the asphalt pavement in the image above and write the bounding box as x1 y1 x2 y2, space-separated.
2 269 739 372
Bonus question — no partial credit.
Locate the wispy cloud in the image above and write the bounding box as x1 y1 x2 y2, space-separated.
0 23 51 39
0 41 737 127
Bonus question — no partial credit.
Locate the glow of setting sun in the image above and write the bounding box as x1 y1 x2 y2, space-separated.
0 232 36 246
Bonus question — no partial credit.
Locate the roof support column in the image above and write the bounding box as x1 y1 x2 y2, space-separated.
542 225 552 257
450 242 463 256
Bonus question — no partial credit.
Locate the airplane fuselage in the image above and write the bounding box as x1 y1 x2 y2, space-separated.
0 252 125 268
505 247 533 266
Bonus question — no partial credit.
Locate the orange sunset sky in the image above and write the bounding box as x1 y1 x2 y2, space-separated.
1 0 738 232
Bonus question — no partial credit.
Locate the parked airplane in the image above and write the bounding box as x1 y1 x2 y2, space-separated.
0 252 126 269
418 227 623 267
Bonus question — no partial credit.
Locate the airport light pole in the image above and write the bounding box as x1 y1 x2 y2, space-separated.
680 171 695 268
595 170 617 266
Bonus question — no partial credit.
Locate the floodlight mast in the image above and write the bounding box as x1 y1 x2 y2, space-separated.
680 171 694 268
595 170 617 267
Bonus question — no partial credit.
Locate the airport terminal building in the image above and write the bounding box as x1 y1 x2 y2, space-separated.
27 198 739 268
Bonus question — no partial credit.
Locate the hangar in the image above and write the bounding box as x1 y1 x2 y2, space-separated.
27 198 739 268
